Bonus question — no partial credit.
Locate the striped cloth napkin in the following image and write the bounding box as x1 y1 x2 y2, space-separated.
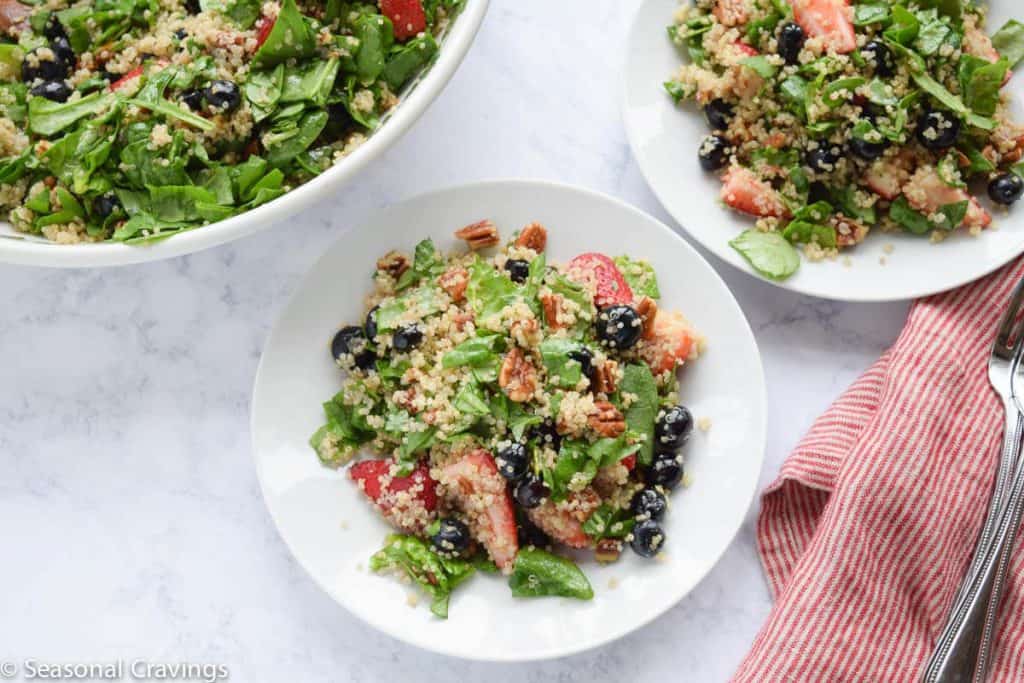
733 257 1024 682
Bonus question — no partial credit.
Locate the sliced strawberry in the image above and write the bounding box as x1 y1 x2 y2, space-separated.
526 489 601 549
733 39 759 57
565 253 634 309
621 454 637 471
109 65 144 92
720 166 791 218
791 0 857 55
349 459 438 533
905 167 992 230
380 0 426 41
964 22 1000 63
255 16 275 48
438 450 518 570
641 311 699 374
863 161 906 201
713 0 750 27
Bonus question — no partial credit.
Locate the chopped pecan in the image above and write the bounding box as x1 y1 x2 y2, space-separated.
510 318 541 347
636 296 657 341
450 309 475 332
376 250 410 279
438 266 469 302
592 359 619 394
454 219 500 250
595 538 623 564
515 222 547 251
393 388 419 414
833 216 870 247
588 401 626 438
498 348 538 403
540 293 564 329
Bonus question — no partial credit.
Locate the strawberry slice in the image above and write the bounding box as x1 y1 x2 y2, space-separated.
863 160 908 201
720 166 791 218
438 450 519 570
621 454 637 471
791 0 857 55
905 167 992 230
713 0 750 27
380 0 426 41
255 15 275 48
109 60 169 92
641 311 699 374
733 39 759 57
565 253 634 309
349 459 438 533
525 489 601 549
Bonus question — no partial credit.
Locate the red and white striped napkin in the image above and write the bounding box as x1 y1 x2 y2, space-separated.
733 257 1024 682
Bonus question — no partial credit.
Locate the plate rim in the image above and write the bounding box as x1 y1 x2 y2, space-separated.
622 0 1024 303
250 178 768 662
0 0 490 269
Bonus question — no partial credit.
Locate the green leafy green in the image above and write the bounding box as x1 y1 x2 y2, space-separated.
370 535 477 618
889 195 934 234
309 393 376 466
382 34 439 90
613 255 661 299
28 91 115 136
619 363 659 466
539 338 586 389
582 504 635 541
508 548 593 600
741 55 778 80
396 238 445 291
729 230 801 281
782 220 837 248
252 0 316 68
993 20 1024 68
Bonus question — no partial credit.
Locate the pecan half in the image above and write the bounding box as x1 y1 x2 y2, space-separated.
595 538 623 564
540 293 563 329
592 359 619 394
376 250 410 279
515 222 547 251
636 296 657 341
588 401 626 438
498 348 538 403
438 266 469 302
454 219 500 250
510 318 541 348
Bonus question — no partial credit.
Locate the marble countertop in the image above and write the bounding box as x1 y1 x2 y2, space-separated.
0 1 913 681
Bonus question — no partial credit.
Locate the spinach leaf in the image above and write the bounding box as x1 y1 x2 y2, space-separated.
544 441 599 500
264 109 329 166
508 548 593 600
740 55 777 80
452 381 490 417
252 0 317 68
619 363 659 466
832 185 877 224
582 504 635 541
728 230 800 281
539 338 585 389
782 220 837 248
884 6 920 45
613 255 661 299
889 195 933 234
281 58 341 107
129 67 214 131
779 74 810 120
443 334 503 369
28 91 115 136
466 257 518 320
374 286 441 331
854 4 891 26
200 0 261 27
370 534 477 618
244 65 285 122
396 238 445 291
382 34 439 90
823 77 865 108
915 11 952 56
962 58 1010 117
395 423 437 474
309 393 376 466
993 20 1024 68
355 12 395 83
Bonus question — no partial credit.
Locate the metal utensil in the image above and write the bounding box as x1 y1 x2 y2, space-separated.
921 276 1024 683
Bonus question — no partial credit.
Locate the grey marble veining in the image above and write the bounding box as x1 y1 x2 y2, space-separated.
0 1 910 681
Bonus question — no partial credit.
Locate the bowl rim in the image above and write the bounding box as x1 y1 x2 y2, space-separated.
249 178 768 662
0 0 490 269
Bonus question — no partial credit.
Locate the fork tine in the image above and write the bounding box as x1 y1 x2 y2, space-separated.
994 275 1024 360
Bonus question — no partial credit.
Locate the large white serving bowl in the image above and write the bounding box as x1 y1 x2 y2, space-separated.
250 179 767 661
624 0 1024 302
0 1 489 268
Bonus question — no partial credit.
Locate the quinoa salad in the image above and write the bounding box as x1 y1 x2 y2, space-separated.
665 0 1024 280
310 220 705 617
0 0 460 244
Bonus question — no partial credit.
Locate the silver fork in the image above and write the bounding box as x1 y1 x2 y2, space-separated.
921 276 1024 683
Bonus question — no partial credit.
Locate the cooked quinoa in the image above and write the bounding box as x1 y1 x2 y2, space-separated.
311 221 705 617
0 0 461 244
665 0 1024 280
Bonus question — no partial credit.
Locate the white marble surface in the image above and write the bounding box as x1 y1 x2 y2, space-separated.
0 1 913 681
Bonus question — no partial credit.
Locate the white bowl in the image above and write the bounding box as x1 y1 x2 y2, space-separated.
624 0 1024 302
250 179 767 661
0 1 489 268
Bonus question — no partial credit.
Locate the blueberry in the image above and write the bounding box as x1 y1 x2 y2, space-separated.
989 173 1024 206
568 346 594 382
528 418 562 452
808 181 831 205
181 89 203 111
777 22 806 65
916 109 960 150
21 47 70 83
517 517 550 548
331 326 376 371
392 324 423 352
202 79 241 113
703 98 733 131
698 134 731 171
43 14 67 41
495 441 530 481
364 305 380 342
655 405 694 451
596 305 642 351
430 518 471 558
50 36 74 65
647 450 685 489
514 474 549 509
30 80 71 102
174 28 188 40
504 259 530 284
849 129 889 161
630 487 667 522
630 519 666 558
861 40 894 78
92 193 120 219
805 145 842 174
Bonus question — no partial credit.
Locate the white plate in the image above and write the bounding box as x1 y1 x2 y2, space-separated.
624 0 1024 302
251 180 767 662
0 1 488 268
